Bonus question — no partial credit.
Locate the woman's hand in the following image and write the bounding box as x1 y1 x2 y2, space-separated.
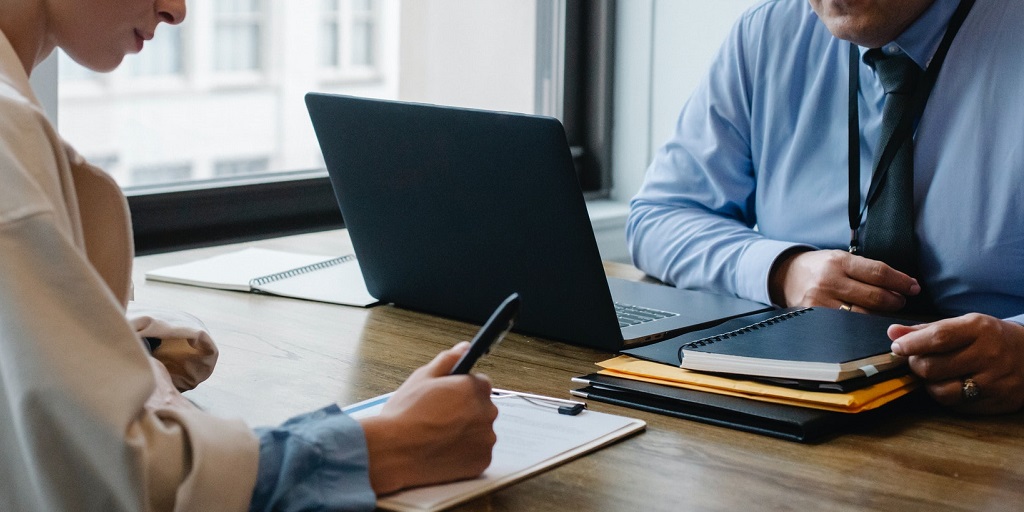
358 342 499 495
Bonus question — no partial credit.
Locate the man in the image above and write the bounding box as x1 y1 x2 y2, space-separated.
627 0 1024 414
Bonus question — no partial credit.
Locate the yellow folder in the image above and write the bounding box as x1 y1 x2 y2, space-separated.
596 355 919 413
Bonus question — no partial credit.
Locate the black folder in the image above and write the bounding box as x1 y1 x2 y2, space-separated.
571 373 854 443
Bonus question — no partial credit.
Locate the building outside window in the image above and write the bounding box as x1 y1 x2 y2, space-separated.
130 24 185 77
213 0 265 74
350 0 377 67
130 163 194 187
320 0 377 72
57 0 542 190
320 0 343 69
214 157 272 178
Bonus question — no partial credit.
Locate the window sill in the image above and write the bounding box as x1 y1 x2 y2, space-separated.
586 199 630 263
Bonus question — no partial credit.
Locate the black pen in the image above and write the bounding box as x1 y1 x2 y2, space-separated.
450 293 520 375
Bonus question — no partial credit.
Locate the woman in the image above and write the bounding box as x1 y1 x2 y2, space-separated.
0 1 497 510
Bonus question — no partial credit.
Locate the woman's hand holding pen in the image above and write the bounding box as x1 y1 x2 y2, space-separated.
358 342 498 495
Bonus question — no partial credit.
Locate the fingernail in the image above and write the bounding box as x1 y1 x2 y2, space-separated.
454 341 470 349
910 281 921 295
890 341 902 355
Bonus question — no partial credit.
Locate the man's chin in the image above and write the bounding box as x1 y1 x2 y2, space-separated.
820 17 889 48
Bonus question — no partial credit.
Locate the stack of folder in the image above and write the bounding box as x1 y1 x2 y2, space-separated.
571 307 922 442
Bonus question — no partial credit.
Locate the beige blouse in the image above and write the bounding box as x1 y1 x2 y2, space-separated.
0 31 258 511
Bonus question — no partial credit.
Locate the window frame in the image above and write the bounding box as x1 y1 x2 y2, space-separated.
129 170 342 253
563 0 616 198
38 0 616 255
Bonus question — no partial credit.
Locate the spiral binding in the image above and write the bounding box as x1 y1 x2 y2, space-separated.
249 254 356 288
677 307 812 364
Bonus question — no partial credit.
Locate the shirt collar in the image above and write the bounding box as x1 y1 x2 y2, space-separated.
860 0 961 69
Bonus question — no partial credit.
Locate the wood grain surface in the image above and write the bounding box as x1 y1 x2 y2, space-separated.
133 230 1024 512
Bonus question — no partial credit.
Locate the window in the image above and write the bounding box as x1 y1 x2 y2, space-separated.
214 157 271 178
52 0 615 253
88 154 122 174
321 1 342 68
321 0 378 75
213 0 265 74
131 163 194 186
130 25 185 77
350 0 377 67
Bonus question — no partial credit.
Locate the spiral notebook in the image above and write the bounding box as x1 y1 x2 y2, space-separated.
145 247 378 307
623 307 917 382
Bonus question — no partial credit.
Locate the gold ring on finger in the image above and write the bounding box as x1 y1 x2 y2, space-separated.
961 377 980 403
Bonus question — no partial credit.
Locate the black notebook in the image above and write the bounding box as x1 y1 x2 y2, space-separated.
623 307 918 382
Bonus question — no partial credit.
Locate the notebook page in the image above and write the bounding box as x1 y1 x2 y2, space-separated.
145 248 334 291
345 392 645 512
252 255 377 307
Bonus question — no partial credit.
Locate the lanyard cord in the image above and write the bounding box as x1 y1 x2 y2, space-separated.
847 0 975 254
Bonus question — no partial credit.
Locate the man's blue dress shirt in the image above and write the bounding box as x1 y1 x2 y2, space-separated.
627 0 1024 323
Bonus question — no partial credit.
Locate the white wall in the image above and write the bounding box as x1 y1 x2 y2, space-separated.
612 0 758 203
398 0 537 114
599 0 757 262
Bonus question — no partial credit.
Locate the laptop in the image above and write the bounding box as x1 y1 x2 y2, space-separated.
305 93 771 351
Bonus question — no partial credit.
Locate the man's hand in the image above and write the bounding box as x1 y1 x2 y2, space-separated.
768 249 920 313
358 342 499 495
889 314 1024 414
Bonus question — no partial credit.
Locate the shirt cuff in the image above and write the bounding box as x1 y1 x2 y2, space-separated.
1003 315 1024 325
249 404 376 512
736 239 816 305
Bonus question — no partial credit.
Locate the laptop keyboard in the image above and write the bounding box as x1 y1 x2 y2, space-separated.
614 302 679 328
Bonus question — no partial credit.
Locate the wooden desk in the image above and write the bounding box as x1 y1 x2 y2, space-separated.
134 230 1024 512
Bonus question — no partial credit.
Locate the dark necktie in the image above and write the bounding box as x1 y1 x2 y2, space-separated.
860 50 923 278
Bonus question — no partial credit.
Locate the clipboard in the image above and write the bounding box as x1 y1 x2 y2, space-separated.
344 389 645 511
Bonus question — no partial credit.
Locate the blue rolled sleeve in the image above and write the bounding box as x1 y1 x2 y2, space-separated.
249 404 376 512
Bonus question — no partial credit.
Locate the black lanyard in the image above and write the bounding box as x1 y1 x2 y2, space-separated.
846 0 975 254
